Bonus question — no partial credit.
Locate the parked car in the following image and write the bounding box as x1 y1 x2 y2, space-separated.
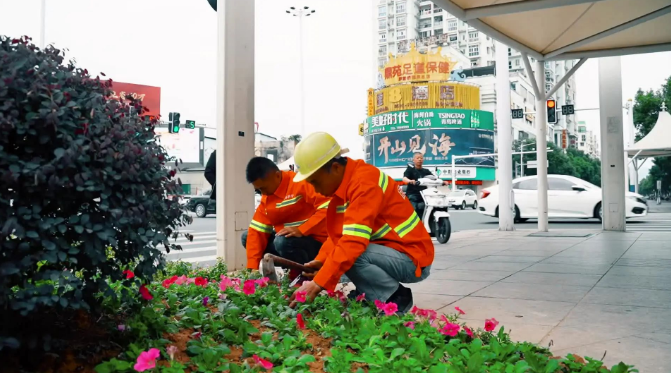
187 190 262 218
478 174 648 222
447 189 478 210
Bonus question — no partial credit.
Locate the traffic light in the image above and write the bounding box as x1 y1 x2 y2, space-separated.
168 112 181 133
546 100 557 124
185 120 196 129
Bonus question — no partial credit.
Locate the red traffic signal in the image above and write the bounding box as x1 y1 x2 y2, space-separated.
547 100 557 124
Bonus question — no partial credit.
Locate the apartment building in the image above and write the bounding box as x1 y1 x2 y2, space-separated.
576 121 600 158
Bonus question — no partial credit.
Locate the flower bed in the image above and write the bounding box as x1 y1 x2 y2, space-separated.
82 261 637 373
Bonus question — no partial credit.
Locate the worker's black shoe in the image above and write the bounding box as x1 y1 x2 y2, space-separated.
386 284 413 315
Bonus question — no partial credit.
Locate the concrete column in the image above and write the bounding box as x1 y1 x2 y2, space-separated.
216 0 255 269
598 57 626 231
535 60 549 231
495 41 514 231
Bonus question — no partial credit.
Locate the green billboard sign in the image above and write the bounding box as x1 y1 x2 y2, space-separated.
366 109 494 134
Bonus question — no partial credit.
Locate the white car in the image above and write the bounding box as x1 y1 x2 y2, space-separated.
448 189 479 210
478 174 648 222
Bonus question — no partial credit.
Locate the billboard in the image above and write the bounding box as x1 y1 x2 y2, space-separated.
373 82 480 115
108 82 161 117
378 44 457 86
367 109 494 134
366 128 494 168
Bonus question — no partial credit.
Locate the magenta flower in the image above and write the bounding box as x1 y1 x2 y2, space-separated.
253 354 273 370
133 348 160 372
117 324 126 332
485 318 499 332
219 276 234 291
202 296 209 306
243 279 256 295
464 326 474 338
294 291 307 303
255 277 270 288
439 322 461 337
404 321 415 330
356 293 366 302
375 300 398 316
139 284 153 301
174 275 188 285
296 313 305 330
455 306 465 315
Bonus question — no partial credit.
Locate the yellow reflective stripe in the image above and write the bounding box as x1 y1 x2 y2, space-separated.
336 202 350 213
317 201 330 209
342 224 372 239
276 195 303 208
250 220 273 234
284 219 307 228
378 171 389 193
394 212 420 238
371 224 391 240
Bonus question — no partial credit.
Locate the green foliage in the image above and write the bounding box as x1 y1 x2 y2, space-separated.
89 266 637 373
512 140 601 186
0 35 191 350
633 76 671 194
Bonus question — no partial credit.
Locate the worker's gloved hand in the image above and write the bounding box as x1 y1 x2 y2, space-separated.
276 226 303 238
289 280 323 308
301 260 323 280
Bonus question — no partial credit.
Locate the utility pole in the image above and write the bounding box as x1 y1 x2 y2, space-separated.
286 6 316 137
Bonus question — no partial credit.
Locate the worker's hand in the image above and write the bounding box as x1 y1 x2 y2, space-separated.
289 280 323 308
301 260 323 279
443 180 449 186
276 226 303 238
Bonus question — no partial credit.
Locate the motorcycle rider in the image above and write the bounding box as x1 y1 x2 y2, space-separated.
402 152 448 218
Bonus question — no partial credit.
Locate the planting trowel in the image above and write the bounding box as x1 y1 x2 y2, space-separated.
258 253 317 285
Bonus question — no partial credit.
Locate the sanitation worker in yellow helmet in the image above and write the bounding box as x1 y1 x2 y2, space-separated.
289 132 434 314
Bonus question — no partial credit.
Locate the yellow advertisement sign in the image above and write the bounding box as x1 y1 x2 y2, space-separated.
373 82 480 115
367 88 375 116
379 44 456 87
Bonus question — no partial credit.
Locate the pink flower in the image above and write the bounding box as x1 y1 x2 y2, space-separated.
296 313 305 330
439 322 461 337
356 293 366 302
123 270 135 279
410 306 437 321
139 284 153 301
253 354 273 370
186 277 196 285
174 275 188 285
167 345 178 361
374 299 384 309
404 321 415 330
231 278 242 291
464 326 474 338
255 277 269 288
484 318 499 332
375 300 398 316
133 348 160 372
194 277 208 287
455 306 465 315
219 276 234 291
162 275 178 288
243 279 256 295
117 324 126 332
294 291 307 303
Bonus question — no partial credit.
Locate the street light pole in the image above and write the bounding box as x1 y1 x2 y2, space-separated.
286 6 316 137
40 0 46 49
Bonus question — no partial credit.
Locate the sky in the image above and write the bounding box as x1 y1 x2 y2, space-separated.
2 0 670 174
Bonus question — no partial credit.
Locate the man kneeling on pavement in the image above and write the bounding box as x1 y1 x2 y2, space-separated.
289 132 434 314
243 157 331 278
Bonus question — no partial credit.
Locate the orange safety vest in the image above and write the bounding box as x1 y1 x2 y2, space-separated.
246 170 330 270
314 158 434 291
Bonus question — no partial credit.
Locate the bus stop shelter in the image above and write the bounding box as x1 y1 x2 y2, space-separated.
212 0 671 269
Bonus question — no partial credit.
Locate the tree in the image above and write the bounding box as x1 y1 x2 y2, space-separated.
632 75 671 194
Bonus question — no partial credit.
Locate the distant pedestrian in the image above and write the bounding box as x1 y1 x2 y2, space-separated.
205 151 216 207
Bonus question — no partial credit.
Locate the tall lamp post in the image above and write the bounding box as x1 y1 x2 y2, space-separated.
286 6 315 137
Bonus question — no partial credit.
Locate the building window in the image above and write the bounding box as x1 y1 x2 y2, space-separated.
472 61 478 67
510 82 517 91
544 61 551 69
468 45 479 57
460 48 466 55
378 19 386 30
379 45 387 55
515 59 520 66
468 31 478 41
581 135 586 141
487 47 491 55
396 3 406 13
378 6 387 17
398 29 406 40
396 15 406 27
508 61 512 69
449 34 457 42
379 33 386 43
508 48 512 56
448 20 458 31
545 83 552 92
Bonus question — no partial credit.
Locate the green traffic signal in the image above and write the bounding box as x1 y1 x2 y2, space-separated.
172 124 180 133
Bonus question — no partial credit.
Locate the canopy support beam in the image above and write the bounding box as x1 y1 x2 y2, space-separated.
463 0 607 20
548 42 671 61
545 58 587 100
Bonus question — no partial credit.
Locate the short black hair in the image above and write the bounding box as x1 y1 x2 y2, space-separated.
246 157 280 183
319 156 348 173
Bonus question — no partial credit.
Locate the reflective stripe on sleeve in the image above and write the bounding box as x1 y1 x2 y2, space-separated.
342 223 372 239
371 223 391 240
378 171 389 193
250 220 273 234
336 202 350 213
276 195 303 208
317 201 330 209
284 219 307 228
394 212 420 238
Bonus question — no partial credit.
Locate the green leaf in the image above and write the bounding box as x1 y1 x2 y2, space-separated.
297 354 316 364
390 347 405 360
54 148 65 158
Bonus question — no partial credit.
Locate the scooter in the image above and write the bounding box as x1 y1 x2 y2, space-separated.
415 175 452 244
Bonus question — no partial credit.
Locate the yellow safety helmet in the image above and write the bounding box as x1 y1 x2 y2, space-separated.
293 132 342 182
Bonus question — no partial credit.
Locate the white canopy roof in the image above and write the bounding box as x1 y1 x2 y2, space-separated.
627 107 671 157
433 0 671 61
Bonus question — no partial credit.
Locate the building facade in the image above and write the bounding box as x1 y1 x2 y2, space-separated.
576 121 600 158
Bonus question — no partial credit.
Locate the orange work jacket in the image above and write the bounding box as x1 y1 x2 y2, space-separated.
247 170 330 270
314 158 434 291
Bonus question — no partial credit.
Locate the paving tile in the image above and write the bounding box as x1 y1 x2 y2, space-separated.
586 233 640 241
493 248 563 257
412 293 462 311
615 257 671 268
471 255 545 264
456 261 533 272
501 271 603 287
607 265 671 277
472 282 592 303
560 302 671 333
636 233 671 241
426 269 515 282
460 319 553 344
596 273 671 291
540 325 637 352
540 256 618 265
406 279 494 296
621 248 671 260
523 263 613 275
582 286 671 309
450 297 575 326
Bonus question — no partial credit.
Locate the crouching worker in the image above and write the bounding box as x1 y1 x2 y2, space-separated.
243 157 331 278
289 132 434 314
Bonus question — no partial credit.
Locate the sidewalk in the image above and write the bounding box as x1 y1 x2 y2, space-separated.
410 228 671 373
